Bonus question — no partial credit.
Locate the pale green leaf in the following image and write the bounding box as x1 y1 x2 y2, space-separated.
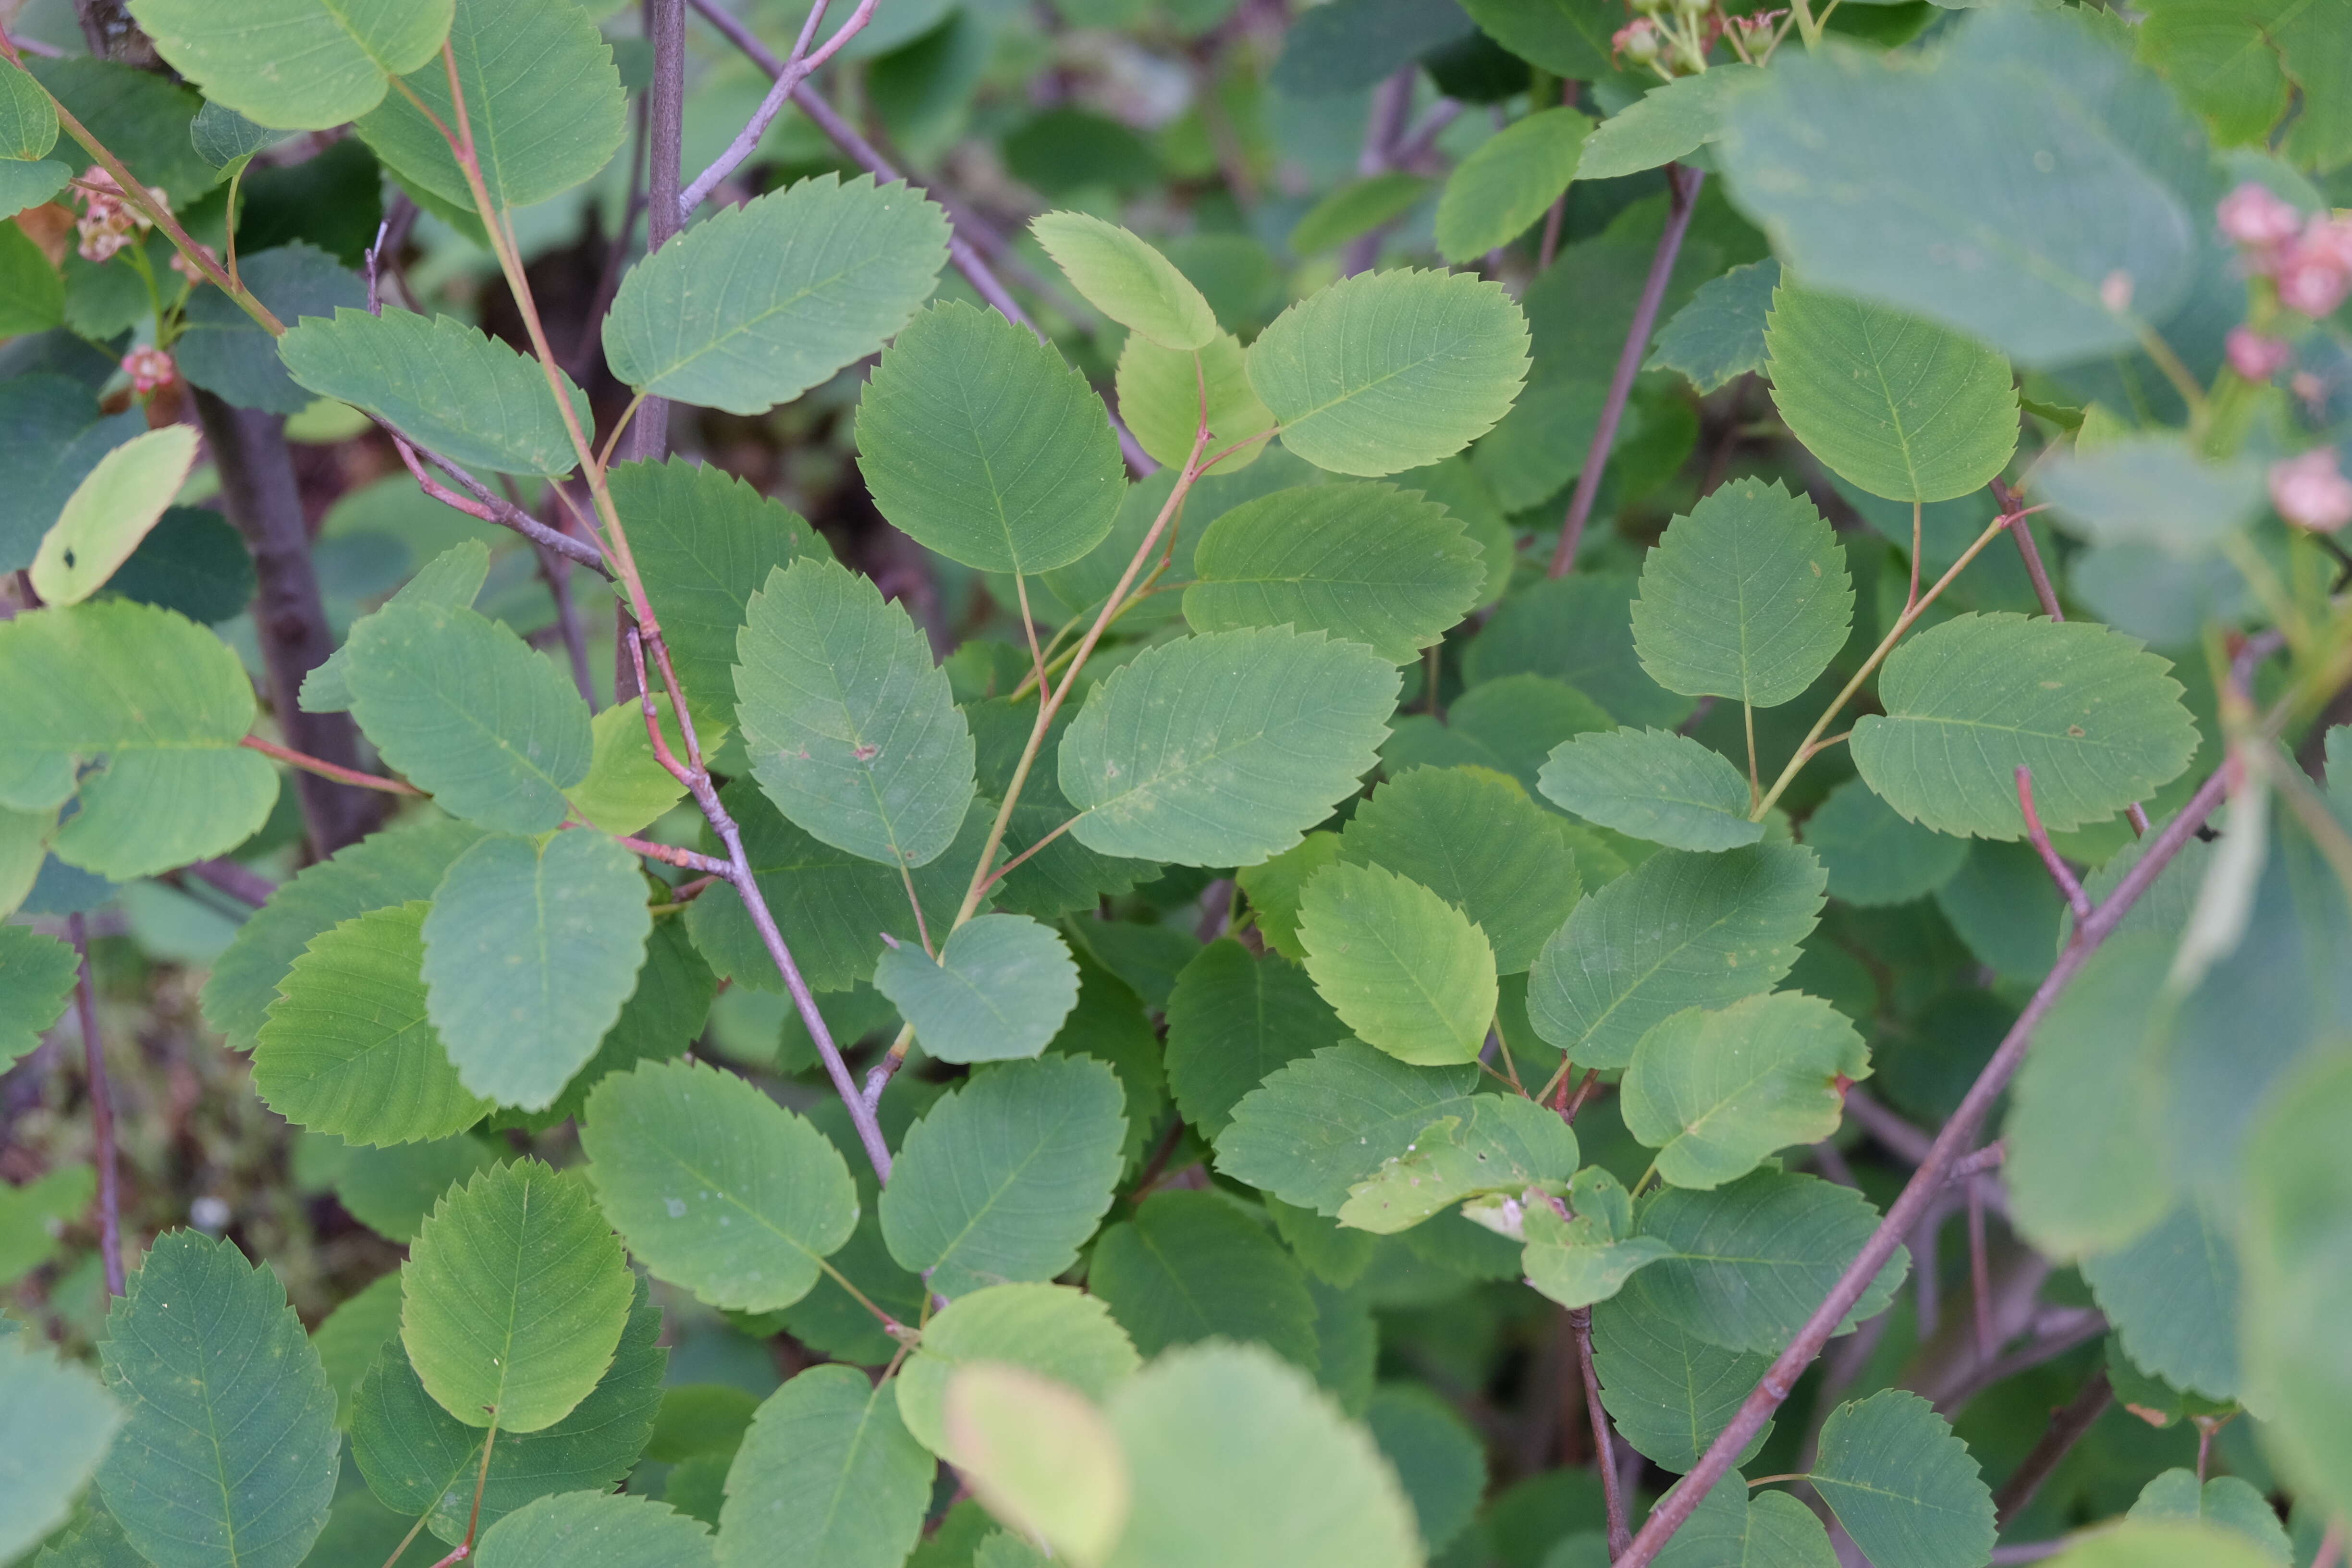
125 0 452 129
1339 765 1581 974
895 1284 1140 1459
1527 844 1824 1069
564 695 727 839
1032 212 1218 351
0 601 275 880
1850 613 2197 839
2243 1057 2352 1516
945 1364 1127 1562
1801 777 1969 907
1517 1194 1676 1311
279 308 589 476
0 804 48 924
875 914 1082 1065
1090 1190 1320 1365
1622 992 1869 1189
605 175 949 415
717 1365 933 1568
97 1232 337 1568
858 301 1124 574
581 1058 857 1312
311 1274 403 1428
400 1159 634 1433
1764 284 2019 504
1183 482 1484 663
253 903 491 1146
607 457 828 729
352 1278 665 1543
0 925 80 1068
1539 729 1763 853
1247 268 1531 477
1297 860 1497 1066
0 1336 120 1565
2127 1471 2292 1565
2037 432 2266 557
1338 1096 1576 1233
1809 1391 1995 1568
1103 1342 1420 1568
178 245 368 417
1434 108 1591 264
354 0 622 212
475 1494 712 1568
2042 1523 2287 1568
1234 832 1343 962
1365 1384 1485 1553
1288 172 1431 257
1632 1171 1907 1354
1163 940 1348 1137
0 221 61 338
31 425 199 606
1216 1041 1482 1215
879 1055 1127 1296
1058 626 1400 867
735 557 977 869
420 830 653 1111
1116 330 1274 474
1647 258 1779 395
1580 68 1756 180
1630 479 1853 709
300 541 489 715
0 57 59 161
2082 1202 2245 1406
1590 1298 1771 1472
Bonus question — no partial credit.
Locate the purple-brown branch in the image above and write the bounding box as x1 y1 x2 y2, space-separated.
1549 164 1703 577
2016 767 2090 919
1617 763 2232 1566
1992 1369 2112 1529
1569 1307 1631 1557
69 913 124 1298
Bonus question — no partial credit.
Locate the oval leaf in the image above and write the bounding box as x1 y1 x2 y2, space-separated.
874 913 1082 1065
1032 211 1218 351
30 425 199 607
1296 861 1497 1066
1538 728 1764 853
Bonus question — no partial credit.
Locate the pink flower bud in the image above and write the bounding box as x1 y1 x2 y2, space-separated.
2276 244 2352 318
2269 446 2352 533
122 346 176 396
2217 183 2303 250
2225 327 2291 381
169 243 221 282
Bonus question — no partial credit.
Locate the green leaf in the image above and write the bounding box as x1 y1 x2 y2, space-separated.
2082 1202 2245 1405
1115 330 1275 474
1622 992 1869 1189
717 1365 933 1568
2036 432 2267 557
857 302 1124 574
1217 1042 1483 1215
354 0 623 213
1590 1298 1771 1472
1288 172 1432 257
1365 1384 1486 1553
188 101 284 169
301 542 489 714
1247 268 1531 477
564 694 727 839
648 1386 759 1465
1104 1342 1420 1568
352 1278 666 1543
399 1159 635 1432
2144 0 2348 171
1339 1096 1577 1233
177 244 367 417
1527 844 1824 1069
1763 284 2020 505
1809 1391 1995 1568
25 59 212 203
1163 940 1348 1138
1516 1180 1676 1311
735 557 977 870
1032 212 1218 351
1454 0 1615 77
1632 1170 1907 1355
125 0 451 130
333 1137 502 1245
1470 573 1695 730
1058 626 1400 867
311 1274 403 1428
1090 1190 1320 1366
1648 258 1780 395
1850 613 2198 839
202 819 487 1051
1297 861 1497 1066
1235 832 1344 962
279 308 589 476
475 1494 713 1568
2244 1067 2352 1519
1578 68 1756 181
2041 1525 2287 1568
879 1055 1127 1296
1801 777 1970 907
1434 107 1591 264
513 917 718 1133
420 831 652 1111
0 159 67 220
0 601 276 880
605 175 949 415
1339 765 1582 975
1539 729 1764 853
1182 482 1484 663
0 925 79 1068
1384 674 1615 808
968 705 1161 921
253 903 490 1146
1715 12 2201 366
1630 480 1853 710
895 1284 1141 1459
0 1165 92 1287
2127 1471 2292 1565
943 1364 1126 1562
875 915 1082 1065
0 222 61 338
607 458 829 730
30 424 198 607
0 1335 120 1565
581 1058 857 1312
0 58 58 161
97 1232 338 1568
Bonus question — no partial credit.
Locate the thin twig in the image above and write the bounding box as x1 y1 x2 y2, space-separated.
186 858 276 907
1968 1175 1996 1365
1568 1308 1630 1558
1616 767 2233 1566
70 914 124 1298
674 0 882 220
2017 767 2091 919
242 735 422 795
1549 165 1703 576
